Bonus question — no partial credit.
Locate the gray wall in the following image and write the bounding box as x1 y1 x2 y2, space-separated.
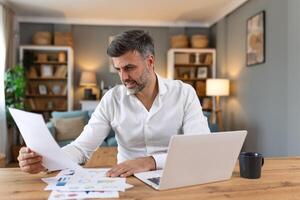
19 23 211 108
287 0 300 155
212 0 300 157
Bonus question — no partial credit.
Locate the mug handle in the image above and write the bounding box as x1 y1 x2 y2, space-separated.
262 157 264 166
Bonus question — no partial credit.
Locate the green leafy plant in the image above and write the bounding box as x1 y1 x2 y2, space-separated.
5 65 26 121
4 65 26 161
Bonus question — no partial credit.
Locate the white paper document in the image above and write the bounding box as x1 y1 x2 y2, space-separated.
9 108 82 171
64 169 126 192
44 168 126 192
48 190 119 200
43 168 130 199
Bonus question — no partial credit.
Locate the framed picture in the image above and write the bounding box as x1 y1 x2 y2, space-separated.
41 64 53 77
38 84 47 95
246 11 265 66
197 67 208 79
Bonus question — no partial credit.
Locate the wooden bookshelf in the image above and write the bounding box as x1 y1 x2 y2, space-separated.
20 45 74 121
167 48 216 111
33 61 67 65
28 77 67 81
26 94 67 98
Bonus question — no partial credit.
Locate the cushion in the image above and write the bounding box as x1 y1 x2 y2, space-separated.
203 111 211 119
52 110 89 124
106 137 118 146
52 116 85 141
202 111 219 132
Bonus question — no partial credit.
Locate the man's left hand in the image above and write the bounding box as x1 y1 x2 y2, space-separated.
106 156 156 177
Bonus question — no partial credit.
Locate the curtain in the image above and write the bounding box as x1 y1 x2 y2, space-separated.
0 3 15 163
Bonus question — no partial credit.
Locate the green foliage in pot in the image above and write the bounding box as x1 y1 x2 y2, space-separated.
4 65 26 125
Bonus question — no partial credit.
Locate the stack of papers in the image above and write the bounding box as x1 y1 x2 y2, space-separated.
43 168 133 199
8 107 134 199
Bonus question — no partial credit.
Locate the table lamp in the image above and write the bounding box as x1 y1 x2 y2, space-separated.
206 78 230 131
80 71 97 100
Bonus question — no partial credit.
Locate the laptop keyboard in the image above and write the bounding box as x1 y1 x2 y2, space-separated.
148 177 160 185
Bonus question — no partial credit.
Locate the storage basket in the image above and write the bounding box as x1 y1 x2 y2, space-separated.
32 32 52 45
54 32 73 47
191 35 209 48
170 35 189 48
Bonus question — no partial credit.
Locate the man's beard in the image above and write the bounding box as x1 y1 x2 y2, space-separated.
123 67 150 95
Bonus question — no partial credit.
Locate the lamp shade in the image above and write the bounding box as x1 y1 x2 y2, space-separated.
80 71 97 86
206 78 230 96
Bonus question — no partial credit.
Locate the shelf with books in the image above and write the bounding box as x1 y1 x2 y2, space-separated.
26 94 67 98
167 48 216 111
33 61 67 65
20 45 73 121
28 77 67 81
174 64 210 67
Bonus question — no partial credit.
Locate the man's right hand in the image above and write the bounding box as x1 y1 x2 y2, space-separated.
17 147 46 174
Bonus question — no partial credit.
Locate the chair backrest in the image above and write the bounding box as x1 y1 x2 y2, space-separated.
84 147 117 168
0 154 6 168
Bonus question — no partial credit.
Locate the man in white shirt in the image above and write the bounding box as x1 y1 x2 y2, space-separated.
17 30 210 176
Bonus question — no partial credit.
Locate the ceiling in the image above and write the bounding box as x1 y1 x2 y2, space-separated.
3 0 248 27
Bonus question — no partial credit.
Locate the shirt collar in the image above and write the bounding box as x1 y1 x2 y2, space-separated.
156 73 167 96
125 73 167 96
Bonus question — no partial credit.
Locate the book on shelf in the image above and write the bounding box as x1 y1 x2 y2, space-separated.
28 98 36 110
196 81 206 96
27 83 36 94
61 85 67 95
204 54 213 65
27 67 38 78
54 65 67 78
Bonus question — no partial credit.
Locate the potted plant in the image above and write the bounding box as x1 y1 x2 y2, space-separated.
4 65 26 161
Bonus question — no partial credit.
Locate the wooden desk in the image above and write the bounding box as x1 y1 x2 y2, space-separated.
1 156 300 200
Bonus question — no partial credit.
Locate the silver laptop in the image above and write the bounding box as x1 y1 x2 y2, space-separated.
134 130 247 190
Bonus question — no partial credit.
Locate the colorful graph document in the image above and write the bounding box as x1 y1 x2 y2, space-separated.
44 169 126 192
43 168 131 199
48 190 119 200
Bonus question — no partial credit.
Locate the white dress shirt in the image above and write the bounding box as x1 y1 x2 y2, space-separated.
63 75 210 169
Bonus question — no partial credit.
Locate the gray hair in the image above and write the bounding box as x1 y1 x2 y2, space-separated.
107 30 154 58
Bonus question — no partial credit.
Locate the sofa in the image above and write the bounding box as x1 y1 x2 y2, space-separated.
47 110 117 147
203 111 219 132
47 110 218 147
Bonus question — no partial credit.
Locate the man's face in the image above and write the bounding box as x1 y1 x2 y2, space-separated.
112 51 154 94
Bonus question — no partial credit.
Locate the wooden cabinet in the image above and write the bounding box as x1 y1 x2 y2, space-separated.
19 45 74 120
167 48 216 111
